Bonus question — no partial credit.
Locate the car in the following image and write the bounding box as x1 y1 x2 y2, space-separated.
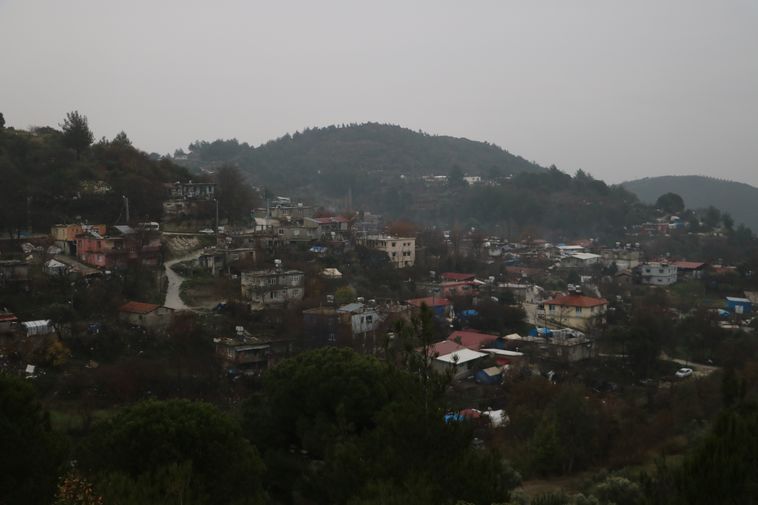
675 367 693 379
198 228 215 235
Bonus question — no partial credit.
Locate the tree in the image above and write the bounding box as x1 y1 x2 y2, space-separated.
0 112 5 129
449 164 465 187
79 399 266 504
215 165 256 224
655 193 685 214
111 131 132 147
0 374 67 505
721 212 735 232
60 111 94 160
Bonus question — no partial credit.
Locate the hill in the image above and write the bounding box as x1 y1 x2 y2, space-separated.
179 125 650 239
180 122 544 190
0 124 191 237
622 175 758 230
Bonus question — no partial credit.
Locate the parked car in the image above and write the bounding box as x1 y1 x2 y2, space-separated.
675 367 693 379
198 228 215 235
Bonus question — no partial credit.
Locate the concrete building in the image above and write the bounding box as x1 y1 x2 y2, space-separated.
118 301 174 332
241 268 304 306
639 262 677 286
363 235 416 268
169 181 216 199
537 293 608 332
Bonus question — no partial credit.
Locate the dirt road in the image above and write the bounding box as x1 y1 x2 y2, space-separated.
163 249 203 310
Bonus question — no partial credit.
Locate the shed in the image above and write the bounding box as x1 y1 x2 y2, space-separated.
44 259 70 276
21 320 54 337
725 297 752 315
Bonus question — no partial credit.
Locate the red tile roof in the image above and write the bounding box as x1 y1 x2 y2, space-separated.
441 272 476 281
672 261 706 270
424 340 467 357
0 313 18 322
119 301 161 314
406 296 451 308
542 294 608 308
447 330 498 350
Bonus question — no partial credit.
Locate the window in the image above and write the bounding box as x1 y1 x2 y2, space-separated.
549 305 555 311
575 307 582 314
392 242 396 247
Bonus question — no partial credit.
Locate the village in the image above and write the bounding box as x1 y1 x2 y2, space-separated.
2 178 755 432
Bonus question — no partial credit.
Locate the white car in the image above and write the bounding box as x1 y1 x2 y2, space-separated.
198 228 215 235
675 367 693 379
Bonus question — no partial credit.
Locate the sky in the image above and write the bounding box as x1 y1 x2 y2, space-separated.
1 0 757 185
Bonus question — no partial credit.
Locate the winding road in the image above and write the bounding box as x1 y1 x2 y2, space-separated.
163 249 203 310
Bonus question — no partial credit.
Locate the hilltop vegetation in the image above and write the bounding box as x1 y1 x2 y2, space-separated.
0 114 191 237
179 124 652 239
623 175 758 231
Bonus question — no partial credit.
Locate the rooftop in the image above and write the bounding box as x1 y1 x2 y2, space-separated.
119 301 162 314
441 272 476 281
542 294 608 308
435 348 487 365
447 330 499 350
406 296 451 308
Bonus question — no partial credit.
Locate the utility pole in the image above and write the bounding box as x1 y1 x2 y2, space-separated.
26 196 32 236
214 198 219 234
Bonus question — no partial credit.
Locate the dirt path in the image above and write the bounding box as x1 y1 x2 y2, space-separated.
163 249 203 311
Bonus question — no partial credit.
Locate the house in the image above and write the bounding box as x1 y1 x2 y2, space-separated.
502 330 594 362
304 216 352 238
76 227 161 269
0 310 19 334
198 247 256 276
438 280 482 297
241 267 304 306
725 297 752 315
431 344 488 380
51 223 107 255
406 296 453 319
0 260 30 286
447 330 498 351
118 301 174 331
600 247 642 270
441 272 476 282
561 253 601 268
169 181 216 200
638 262 677 286
303 301 406 351
538 292 608 332
215 337 271 375
672 261 707 280
363 235 416 268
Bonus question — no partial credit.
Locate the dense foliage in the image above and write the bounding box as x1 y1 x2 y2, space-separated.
0 117 191 236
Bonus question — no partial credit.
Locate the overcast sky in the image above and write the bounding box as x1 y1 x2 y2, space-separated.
2 0 757 185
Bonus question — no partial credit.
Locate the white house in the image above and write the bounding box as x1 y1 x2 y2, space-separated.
639 262 677 286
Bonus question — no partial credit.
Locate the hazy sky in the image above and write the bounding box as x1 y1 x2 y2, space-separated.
2 0 757 185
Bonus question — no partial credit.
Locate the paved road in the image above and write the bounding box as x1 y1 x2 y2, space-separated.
163 250 203 310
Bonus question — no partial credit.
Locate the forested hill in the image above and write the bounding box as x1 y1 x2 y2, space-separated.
623 175 758 230
178 124 654 239
179 123 545 185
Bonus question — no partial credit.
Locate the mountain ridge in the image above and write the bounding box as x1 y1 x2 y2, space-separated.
622 175 758 230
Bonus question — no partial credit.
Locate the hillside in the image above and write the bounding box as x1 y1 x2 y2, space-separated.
0 124 191 237
180 122 544 190
623 175 758 230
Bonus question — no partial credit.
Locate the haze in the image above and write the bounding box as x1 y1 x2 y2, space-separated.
2 0 757 185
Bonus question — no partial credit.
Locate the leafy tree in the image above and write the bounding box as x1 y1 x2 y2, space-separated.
0 374 66 505
335 285 357 305
79 399 266 504
722 212 735 231
449 164 466 187
60 110 94 160
111 131 132 147
0 111 5 128
215 165 256 224
655 192 685 214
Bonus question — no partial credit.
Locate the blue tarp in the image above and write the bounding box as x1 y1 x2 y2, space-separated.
475 369 503 385
528 327 553 337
